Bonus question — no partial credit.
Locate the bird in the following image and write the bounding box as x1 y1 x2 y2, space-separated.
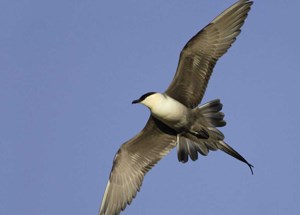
99 0 253 214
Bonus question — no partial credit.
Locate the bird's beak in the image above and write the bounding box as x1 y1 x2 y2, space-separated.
132 99 140 104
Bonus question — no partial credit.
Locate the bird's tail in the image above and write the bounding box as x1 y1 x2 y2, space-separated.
176 99 253 174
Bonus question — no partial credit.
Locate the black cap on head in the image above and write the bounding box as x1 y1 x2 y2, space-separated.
132 92 156 104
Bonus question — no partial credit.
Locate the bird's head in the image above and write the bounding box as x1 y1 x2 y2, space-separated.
132 92 162 109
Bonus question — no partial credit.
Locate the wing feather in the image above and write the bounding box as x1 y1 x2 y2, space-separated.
99 117 176 215
165 0 253 108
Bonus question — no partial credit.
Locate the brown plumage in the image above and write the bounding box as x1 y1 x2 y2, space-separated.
99 1 253 214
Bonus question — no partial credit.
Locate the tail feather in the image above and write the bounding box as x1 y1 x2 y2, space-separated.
177 136 206 163
217 140 254 174
200 99 223 114
186 140 198 161
199 99 226 127
176 99 253 174
203 141 218 151
207 127 224 139
176 138 189 163
186 134 210 155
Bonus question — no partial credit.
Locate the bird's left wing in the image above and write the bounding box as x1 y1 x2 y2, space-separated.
165 0 253 108
99 117 176 215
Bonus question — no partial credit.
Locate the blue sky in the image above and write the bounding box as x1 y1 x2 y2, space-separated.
1 0 300 214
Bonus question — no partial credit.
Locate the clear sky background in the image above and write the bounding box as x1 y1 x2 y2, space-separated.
1 0 299 214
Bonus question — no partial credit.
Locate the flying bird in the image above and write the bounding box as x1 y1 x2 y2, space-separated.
99 0 253 214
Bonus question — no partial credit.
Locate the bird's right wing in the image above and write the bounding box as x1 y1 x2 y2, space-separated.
165 0 253 108
99 117 176 215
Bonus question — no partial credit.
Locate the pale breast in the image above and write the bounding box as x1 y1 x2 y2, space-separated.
151 95 188 130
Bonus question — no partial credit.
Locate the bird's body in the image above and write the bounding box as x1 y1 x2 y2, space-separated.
135 92 231 162
139 93 189 131
99 1 254 214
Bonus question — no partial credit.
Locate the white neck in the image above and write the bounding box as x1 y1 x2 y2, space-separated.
141 93 188 129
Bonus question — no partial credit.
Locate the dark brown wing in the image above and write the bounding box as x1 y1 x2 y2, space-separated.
99 117 176 215
165 0 253 108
